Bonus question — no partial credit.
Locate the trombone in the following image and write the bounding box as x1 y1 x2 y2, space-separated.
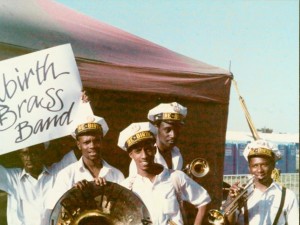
208 176 255 224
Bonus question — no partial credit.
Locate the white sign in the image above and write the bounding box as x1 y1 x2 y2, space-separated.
0 44 93 154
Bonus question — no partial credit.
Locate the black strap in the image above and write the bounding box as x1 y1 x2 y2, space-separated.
272 186 286 225
244 186 286 225
244 201 249 225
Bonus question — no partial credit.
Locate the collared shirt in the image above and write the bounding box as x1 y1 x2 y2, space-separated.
237 182 299 225
45 157 125 211
129 146 183 176
121 168 211 225
0 150 77 225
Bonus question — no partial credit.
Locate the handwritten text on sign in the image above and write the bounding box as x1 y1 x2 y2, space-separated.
0 44 92 154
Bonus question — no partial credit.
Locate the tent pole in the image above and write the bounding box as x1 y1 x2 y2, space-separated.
232 79 260 140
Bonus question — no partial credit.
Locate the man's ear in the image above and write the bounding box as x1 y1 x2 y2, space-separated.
128 150 134 159
76 141 81 151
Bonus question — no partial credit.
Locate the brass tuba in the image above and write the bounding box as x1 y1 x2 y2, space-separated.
208 176 255 224
48 181 152 225
183 157 209 178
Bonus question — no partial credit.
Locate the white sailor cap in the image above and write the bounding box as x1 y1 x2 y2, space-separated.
147 102 187 124
243 139 282 161
118 122 157 151
73 115 109 139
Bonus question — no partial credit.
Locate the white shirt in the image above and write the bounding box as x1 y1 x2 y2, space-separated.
121 168 211 225
45 157 125 211
0 150 76 225
237 182 299 225
129 146 183 176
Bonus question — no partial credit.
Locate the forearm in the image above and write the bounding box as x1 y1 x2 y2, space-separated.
194 204 207 225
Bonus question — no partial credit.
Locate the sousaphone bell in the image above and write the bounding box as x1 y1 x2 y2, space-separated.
48 181 152 225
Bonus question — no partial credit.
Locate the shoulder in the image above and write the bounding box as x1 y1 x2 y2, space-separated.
284 186 299 201
170 169 207 190
48 150 77 172
273 183 298 201
56 160 78 176
103 161 124 177
170 169 185 176
170 169 187 178
112 167 124 178
0 165 22 176
120 177 135 189
61 150 77 162
276 185 299 209
169 169 187 184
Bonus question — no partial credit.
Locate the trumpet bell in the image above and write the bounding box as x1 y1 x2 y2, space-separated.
189 158 209 178
207 209 225 224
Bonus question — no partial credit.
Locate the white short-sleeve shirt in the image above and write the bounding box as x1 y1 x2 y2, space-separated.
45 157 125 211
121 168 211 225
129 146 183 176
0 150 77 225
237 182 299 225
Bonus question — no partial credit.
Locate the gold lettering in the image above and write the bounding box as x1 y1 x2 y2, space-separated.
249 148 272 157
126 131 152 148
76 123 101 133
162 113 181 120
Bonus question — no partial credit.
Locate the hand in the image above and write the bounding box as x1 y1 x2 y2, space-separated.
74 179 90 191
229 181 242 198
81 90 89 103
94 177 107 186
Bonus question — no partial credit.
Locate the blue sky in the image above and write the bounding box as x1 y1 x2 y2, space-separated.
55 0 299 134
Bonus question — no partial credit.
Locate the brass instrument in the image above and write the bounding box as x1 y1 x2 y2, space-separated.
167 219 178 225
183 157 209 178
48 181 152 225
208 176 255 224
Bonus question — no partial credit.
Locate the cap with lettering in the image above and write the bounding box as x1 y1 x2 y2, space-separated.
74 115 109 138
147 102 187 124
118 122 157 151
243 139 282 161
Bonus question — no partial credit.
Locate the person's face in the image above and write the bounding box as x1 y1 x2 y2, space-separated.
129 140 156 172
248 157 275 184
156 121 182 150
77 133 102 162
19 144 44 174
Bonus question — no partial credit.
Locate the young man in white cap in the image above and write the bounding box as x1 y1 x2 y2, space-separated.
227 139 299 225
43 116 124 223
129 102 186 176
118 122 211 225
